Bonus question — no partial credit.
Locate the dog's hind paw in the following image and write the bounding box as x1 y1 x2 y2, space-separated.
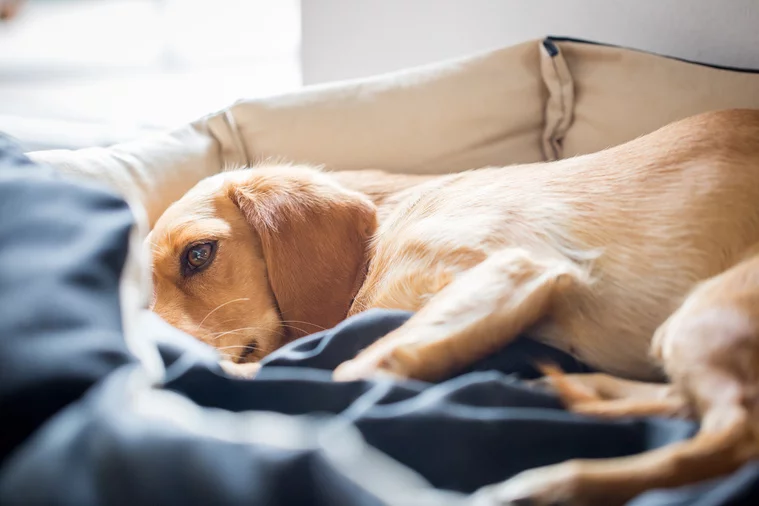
470 462 626 506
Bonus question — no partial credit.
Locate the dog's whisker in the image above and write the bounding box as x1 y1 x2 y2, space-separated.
207 325 264 337
196 298 251 331
280 320 329 332
209 326 266 341
208 331 246 342
280 323 314 335
215 345 257 352
214 317 241 327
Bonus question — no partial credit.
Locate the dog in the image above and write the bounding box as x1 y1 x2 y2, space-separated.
150 108 759 379
149 108 759 500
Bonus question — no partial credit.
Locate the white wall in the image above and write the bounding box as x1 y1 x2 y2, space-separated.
301 0 759 84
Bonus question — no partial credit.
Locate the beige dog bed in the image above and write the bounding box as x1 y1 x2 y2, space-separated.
29 37 759 229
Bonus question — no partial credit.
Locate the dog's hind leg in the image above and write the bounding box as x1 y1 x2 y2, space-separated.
537 364 690 418
472 404 753 506
333 248 588 382
472 253 759 506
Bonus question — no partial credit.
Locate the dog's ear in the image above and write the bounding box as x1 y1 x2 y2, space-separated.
229 169 377 340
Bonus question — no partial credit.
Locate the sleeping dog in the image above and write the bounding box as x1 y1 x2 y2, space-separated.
148 109 759 503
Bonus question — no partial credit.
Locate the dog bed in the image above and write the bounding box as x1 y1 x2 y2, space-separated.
3 37 759 506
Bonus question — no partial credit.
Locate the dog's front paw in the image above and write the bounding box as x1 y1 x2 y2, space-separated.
219 360 261 379
332 344 421 382
470 463 609 506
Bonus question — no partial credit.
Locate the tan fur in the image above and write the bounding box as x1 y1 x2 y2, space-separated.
229 167 378 341
150 109 759 376
149 168 381 360
337 108 759 382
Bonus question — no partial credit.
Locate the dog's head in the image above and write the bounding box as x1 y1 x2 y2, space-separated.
148 165 377 363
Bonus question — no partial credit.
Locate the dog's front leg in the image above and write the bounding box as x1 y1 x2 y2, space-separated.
333 249 587 382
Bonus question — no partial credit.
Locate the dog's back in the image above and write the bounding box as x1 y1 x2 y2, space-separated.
350 109 759 380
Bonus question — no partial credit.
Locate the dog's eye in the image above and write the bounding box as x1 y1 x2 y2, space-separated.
182 241 217 275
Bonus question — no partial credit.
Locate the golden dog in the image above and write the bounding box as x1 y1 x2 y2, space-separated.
149 109 759 503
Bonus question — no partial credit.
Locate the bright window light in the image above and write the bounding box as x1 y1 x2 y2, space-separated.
0 0 302 150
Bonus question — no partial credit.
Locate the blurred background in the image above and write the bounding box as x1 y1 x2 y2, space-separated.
2 0 758 151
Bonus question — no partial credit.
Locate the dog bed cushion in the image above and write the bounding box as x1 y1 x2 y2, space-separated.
27 37 759 228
